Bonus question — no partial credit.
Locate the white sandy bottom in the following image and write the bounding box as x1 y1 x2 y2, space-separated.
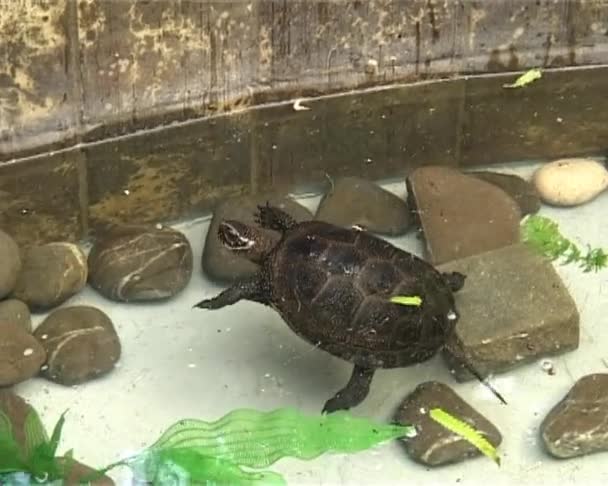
13 162 608 486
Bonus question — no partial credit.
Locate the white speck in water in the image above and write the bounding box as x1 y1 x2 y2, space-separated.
419 407 427 414
405 427 418 438
20 208 29 215
40 365 49 372
123 189 130 195
364 157 373 164
155 223 163 230
447 310 457 321
272 144 277 150
556 117 563 123
188 363 197 369
264 373 272 378
226 327 231 332
40 334 48 340
481 338 491 344
23 348 34 356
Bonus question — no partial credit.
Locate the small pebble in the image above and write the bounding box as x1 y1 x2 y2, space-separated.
88 225 193 302
315 176 411 235
11 242 87 311
0 322 46 386
33 306 121 386
533 158 608 207
394 381 502 466
0 299 32 333
541 373 608 458
0 229 21 299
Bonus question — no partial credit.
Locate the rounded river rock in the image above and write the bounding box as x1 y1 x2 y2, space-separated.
202 194 313 282
12 242 87 311
0 229 22 299
315 176 411 235
0 299 32 333
0 321 46 386
541 373 608 459
394 381 502 466
33 306 121 386
88 226 193 302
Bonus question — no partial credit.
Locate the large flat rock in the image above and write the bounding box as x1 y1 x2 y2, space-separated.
406 166 521 265
438 243 579 382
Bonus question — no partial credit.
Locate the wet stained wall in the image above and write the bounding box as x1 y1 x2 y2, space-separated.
1 0 608 244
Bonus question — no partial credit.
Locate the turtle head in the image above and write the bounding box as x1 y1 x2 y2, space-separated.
218 220 276 264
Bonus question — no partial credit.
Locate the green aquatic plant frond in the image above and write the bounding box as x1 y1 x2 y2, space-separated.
95 408 415 485
389 295 423 306
22 408 49 459
0 407 74 483
521 215 607 272
429 408 500 466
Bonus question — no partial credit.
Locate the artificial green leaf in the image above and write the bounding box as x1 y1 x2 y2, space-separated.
0 411 27 473
141 449 286 486
145 408 413 469
502 68 542 88
26 412 68 482
389 295 422 306
429 408 500 465
23 409 49 460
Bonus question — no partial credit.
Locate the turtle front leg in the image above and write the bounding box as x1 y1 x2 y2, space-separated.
322 365 376 414
255 202 297 232
193 274 269 310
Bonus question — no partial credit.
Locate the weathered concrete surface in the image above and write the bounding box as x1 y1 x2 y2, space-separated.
2 0 608 159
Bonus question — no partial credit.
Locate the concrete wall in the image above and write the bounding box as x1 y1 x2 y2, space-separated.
2 0 608 159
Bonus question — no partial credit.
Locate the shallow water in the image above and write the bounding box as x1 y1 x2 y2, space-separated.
13 161 608 485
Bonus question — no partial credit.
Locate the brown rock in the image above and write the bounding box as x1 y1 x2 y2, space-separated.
541 374 608 459
202 194 313 282
0 229 21 298
0 321 46 386
394 381 502 466
34 306 121 386
0 389 33 451
406 166 522 264
315 176 411 235
88 225 193 302
0 299 32 333
438 244 579 382
12 242 87 311
468 171 541 215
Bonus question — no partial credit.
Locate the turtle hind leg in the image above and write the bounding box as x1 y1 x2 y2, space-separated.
322 365 375 414
193 274 269 309
255 202 297 232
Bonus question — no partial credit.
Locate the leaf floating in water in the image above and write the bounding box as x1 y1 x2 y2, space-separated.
502 68 542 88
429 408 500 466
389 295 423 307
521 215 607 272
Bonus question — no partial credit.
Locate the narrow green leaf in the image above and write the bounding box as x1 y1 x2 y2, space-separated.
429 408 500 466
23 409 49 459
502 68 542 88
389 295 422 306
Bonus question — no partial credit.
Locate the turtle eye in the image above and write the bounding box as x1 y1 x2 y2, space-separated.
219 222 254 250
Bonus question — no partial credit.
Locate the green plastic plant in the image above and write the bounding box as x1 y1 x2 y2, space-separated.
0 408 74 484
92 408 416 485
521 215 607 272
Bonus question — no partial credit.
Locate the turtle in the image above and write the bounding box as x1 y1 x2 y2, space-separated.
194 203 502 413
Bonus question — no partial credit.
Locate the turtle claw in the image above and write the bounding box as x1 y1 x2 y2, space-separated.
255 202 297 232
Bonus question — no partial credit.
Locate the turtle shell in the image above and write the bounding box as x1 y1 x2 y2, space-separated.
265 221 459 369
